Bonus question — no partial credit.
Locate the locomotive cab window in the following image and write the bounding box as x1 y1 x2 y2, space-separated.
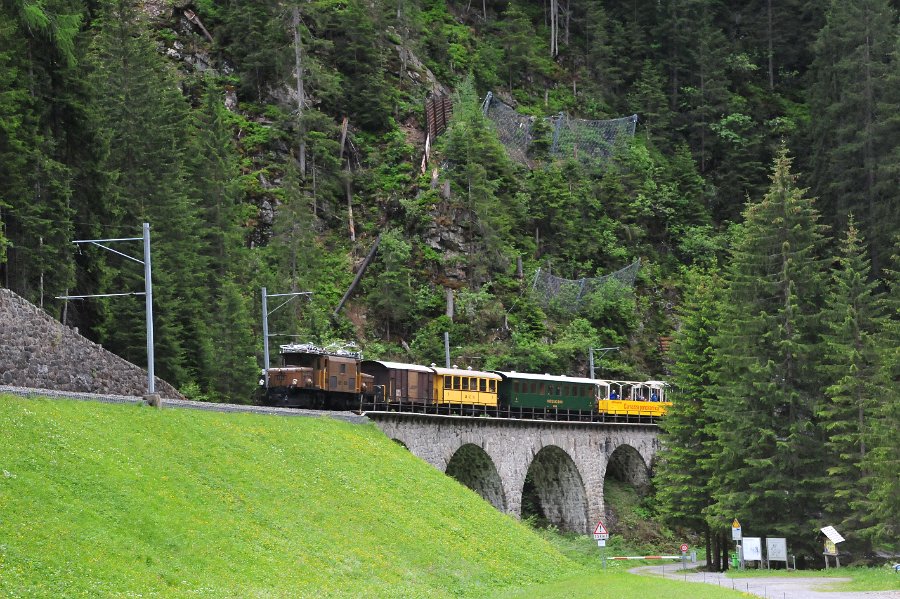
339 364 346 374
283 354 317 368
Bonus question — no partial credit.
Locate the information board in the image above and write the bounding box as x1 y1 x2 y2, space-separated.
743 537 762 561
820 526 845 544
766 537 787 562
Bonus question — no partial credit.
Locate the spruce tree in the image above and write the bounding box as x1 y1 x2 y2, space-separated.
655 268 723 569
0 0 84 306
366 228 414 341
858 243 900 549
708 149 828 560
87 0 208 388
809 0 897 273
190 83 258 402
817 219 886 554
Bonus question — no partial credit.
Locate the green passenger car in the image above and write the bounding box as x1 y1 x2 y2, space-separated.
496 371 597 412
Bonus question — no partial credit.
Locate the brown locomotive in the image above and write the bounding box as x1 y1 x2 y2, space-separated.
262 343 374 409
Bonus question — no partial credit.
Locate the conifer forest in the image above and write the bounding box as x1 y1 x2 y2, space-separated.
1 0 897 564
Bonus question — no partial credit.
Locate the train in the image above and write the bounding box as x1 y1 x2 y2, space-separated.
260 342 672 422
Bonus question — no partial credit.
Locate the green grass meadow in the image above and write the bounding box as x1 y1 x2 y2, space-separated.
0 395 750 598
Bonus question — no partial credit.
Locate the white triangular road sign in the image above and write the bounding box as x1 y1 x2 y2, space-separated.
593 520 609 536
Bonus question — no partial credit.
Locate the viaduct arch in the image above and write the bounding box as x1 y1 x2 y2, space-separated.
371 413 661 534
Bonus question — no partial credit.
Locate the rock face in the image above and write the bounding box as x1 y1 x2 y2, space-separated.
0 288 181 398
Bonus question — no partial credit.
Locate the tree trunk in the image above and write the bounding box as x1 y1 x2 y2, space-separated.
292 5 306 176
345 171 355 243
339 117 355 242
767 0 774 89
549 0 558 57
711 531 721 571
721 532 730 571
705 525 712 571
863 25 877 273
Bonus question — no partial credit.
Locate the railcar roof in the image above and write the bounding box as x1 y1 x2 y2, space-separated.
431 367 501 379
495 371 599 385
361 360 433 373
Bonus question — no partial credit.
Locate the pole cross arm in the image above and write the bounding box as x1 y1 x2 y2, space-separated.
266 292 313 318
56 292 146 300
62 224 156 395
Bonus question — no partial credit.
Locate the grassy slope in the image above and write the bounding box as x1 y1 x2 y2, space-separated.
0 396 572 597
0 395 752 598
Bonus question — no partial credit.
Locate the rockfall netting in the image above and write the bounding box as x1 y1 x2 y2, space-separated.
482 91 637 167
531 260 641 311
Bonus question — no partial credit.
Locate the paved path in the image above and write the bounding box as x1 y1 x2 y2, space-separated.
630 563 899 599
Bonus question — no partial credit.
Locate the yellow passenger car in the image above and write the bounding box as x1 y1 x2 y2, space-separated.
432 367 501 408
596 380 672 419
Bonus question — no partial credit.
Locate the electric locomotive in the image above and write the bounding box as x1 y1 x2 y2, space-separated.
261 342 374 410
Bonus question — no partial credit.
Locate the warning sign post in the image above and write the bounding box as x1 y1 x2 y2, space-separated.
593 520 610 569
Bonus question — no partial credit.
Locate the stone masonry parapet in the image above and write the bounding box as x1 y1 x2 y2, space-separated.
0 288 180 398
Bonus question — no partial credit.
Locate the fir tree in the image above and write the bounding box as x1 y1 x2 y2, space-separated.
655 268 723 569
708 149 828 560
87 0 208 388
190 83 258 402
809 0 897 273
0 0 84 307
858 243 900 549
818 219 887 554
627 60 675 150
367 228 414 341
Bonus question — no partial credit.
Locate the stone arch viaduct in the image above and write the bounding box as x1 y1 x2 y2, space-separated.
368 413 661 534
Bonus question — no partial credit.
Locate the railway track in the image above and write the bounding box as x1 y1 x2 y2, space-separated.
0 385 369 424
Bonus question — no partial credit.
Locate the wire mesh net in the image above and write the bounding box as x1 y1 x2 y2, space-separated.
531 260 641 311
481 92 637 168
